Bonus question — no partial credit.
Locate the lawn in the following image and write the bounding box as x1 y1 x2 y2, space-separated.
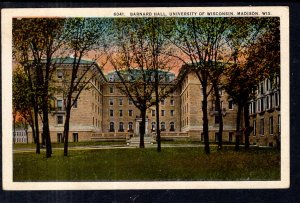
13 141 125 149
13 146 280 181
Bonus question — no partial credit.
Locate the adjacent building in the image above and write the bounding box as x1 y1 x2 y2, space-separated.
248 76 280 147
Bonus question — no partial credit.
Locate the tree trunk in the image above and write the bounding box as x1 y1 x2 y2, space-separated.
30 124 35 144
202 83 210 154
34 104 41 154
33 97 40 154
26 66 40 152
213 84 223 150
63 95 72 156
155 72 161 152
235 102 242 151
28 112 36 144
139 108 146 148
244 104 250 150
42 96 51 158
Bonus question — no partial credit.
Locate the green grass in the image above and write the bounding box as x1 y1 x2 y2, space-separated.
13 141 125 149
13 147 280 181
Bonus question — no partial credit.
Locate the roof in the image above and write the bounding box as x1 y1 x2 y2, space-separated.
51 57 95 65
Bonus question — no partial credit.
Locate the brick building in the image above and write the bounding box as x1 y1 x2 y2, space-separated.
248 76 280 147
27 58 280 147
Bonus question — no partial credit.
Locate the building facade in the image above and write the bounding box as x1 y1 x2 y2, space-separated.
248 77 280 147
27 58 280 147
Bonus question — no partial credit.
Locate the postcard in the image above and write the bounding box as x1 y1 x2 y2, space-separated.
2 6 289 190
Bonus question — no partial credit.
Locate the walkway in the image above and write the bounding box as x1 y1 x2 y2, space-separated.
13 143 206 153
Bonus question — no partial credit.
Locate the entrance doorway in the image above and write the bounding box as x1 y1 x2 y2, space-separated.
135 118 148 136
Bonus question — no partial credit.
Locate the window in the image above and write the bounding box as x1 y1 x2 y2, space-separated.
161 110 165 116
109 98 114 105
229 132 233 143
109 122 115 132
73 133 78 142
119 110 123 117
119 98 123 105
259 118 264 135
170 110 174 116
57 133 63 143
128 122 133 131
161 122 166 131
201 133 204 142
93 117 94 126
266 96 270 109
215 132 219 142
110 110 114 117
253 101 256 114
269 116 274 135
228 100 233 110
128 110 133 117
73 99 78 108
170 122 175 131
57 71 63 79
119 122 124 132
260 82 264 94
275 92 279 107
249 103 252 114
128 98 133 105
109 86 114 93
219 89 223 96
151 122 156 131
215 115 220 124
152 110 155 117
57 115 63 124
57 99 63 111
161 99 165 105
170 99 174 106
253 120 256 136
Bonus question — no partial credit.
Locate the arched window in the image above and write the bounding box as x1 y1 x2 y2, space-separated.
128 122 133 131
119 122 124 132
161 122 166 131
109 122 114 132
151 122 156 131
170 122 175 131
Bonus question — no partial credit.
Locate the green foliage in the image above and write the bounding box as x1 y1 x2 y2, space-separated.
14 147 280 181
12 66 34 125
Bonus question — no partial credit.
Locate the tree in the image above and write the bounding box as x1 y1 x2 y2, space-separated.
12 66 36 144
166 18 233 154
110 18 176 149
12 18 66 157
61 18 110 156
143 18 177 152
224 17 280 150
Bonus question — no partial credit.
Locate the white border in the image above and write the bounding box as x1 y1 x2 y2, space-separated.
2 6 290 190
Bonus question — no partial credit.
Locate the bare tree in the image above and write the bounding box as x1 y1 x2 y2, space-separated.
110 18 176 149
166 18 233 154
61 18 110 156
